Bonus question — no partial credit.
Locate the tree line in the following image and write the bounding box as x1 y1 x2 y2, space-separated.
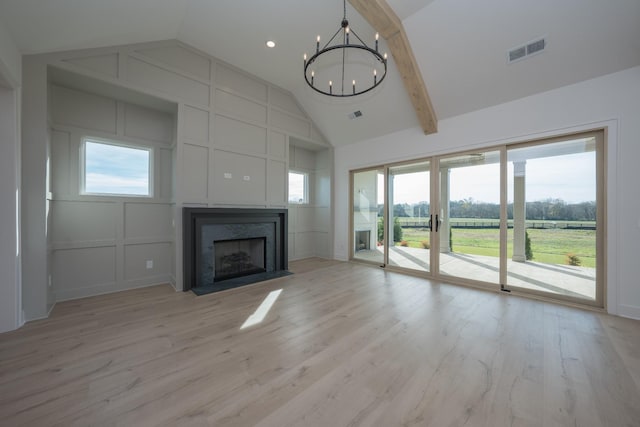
379 198 596 221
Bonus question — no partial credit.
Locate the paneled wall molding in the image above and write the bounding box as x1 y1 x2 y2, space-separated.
214 94 268 128
45 41 327 147
24 38 331 318
270 105 314 125
49 104 174 147
48 194 174 205
215 85 269 109
128 51 211 86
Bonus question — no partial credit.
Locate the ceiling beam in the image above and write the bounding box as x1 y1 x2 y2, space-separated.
348 0 437 134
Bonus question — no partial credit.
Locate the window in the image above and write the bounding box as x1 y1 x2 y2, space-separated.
288 171 308 204
82 139 152 197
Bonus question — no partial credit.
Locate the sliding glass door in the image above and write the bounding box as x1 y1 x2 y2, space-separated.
504 134 604 306
349 130 604 308
437 151 501 285
387 161 431 272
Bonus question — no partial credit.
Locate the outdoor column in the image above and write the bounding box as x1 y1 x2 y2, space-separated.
439 167 451 253
388 173 395 245
512 161 527 262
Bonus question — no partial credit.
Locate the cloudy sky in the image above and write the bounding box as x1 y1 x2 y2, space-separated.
84 141 150 196
380 151 596 205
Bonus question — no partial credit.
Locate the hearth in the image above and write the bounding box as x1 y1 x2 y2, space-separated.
183 208 289 294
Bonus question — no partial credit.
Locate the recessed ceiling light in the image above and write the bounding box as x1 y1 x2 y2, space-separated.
266 40 276 48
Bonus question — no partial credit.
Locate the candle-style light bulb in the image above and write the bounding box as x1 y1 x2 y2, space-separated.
374 68 377 84
346 27 350 44
375 32 379 51
352 79 356 94
316 35 320 53
303 53 307 66
311 70 314 85
329 80 332 94
384 52 388 61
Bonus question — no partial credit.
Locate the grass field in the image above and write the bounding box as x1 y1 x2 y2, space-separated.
399 227 596 268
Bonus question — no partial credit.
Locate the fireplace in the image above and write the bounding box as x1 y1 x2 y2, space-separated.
213 237 266 281
355 230 371 251
183 208 289 294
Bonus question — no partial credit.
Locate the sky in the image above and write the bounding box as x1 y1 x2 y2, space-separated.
288 171 306 203
84 141 150 196
379 152 596 205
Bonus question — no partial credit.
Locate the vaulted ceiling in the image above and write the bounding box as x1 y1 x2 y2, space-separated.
1 0 639 146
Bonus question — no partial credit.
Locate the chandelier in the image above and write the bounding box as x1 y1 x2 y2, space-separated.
303 0 388 97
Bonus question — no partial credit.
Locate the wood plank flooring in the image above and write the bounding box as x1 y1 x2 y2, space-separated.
1 258 639 426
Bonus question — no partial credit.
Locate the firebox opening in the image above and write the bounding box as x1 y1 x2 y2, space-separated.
213 237 266 282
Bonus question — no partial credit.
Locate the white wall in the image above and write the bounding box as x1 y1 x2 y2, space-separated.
334 66 640 319
21 57 50 320
0 85 21 332
0 21 22 332
0 20 21 87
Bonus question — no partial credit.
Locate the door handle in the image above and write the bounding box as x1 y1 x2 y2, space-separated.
436 214 440 232
428 214 433 232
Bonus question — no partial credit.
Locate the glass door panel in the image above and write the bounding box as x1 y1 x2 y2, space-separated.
437 151 501 284
387 161 431 272
506 136 600 303
352 168 385 265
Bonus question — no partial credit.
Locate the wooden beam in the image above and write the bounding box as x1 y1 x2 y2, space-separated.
349 0 437 134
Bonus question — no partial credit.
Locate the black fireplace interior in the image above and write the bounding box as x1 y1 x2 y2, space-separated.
183 208 290 295
214 237 266 281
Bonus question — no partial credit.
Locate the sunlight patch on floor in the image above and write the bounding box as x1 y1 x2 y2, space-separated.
240 289 283 329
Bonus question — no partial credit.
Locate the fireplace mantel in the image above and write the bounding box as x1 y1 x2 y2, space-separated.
183 208 288 294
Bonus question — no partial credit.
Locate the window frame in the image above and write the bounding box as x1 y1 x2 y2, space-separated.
80 137 154 198
288 170 309 205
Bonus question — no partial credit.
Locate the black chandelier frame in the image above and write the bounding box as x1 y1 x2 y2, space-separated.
303 2 388 98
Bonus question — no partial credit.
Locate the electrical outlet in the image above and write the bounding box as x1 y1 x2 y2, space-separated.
146 260 153 269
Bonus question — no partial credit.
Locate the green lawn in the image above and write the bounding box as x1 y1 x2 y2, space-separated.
398 227 596 268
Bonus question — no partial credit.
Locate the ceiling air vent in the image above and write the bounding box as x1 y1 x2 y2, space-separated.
348 110 363 120
509 46 526 62
508 37 546 64
527 38 545 55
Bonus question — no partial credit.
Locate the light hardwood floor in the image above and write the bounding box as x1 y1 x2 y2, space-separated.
1 258 639 426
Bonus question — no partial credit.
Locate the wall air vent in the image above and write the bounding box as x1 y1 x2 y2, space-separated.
508 37 546 64
348 110 363 120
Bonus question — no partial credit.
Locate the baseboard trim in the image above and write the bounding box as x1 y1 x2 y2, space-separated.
618 304 640 320
54 275 172 302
